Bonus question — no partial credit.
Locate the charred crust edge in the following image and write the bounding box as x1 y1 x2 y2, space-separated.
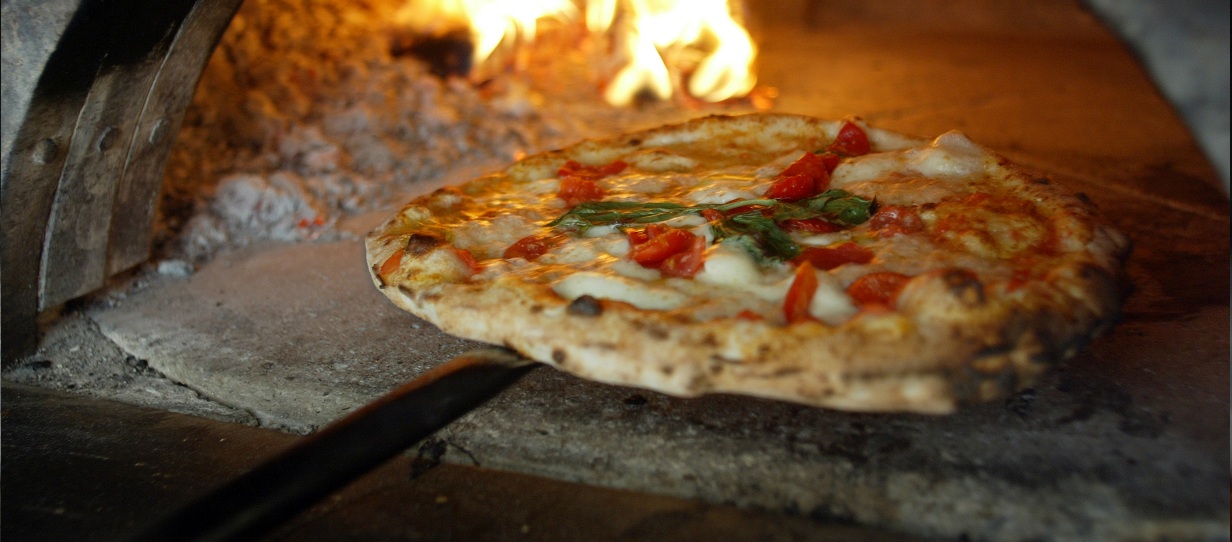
942 269 985 306
405 233 443 256
372 264 387 288
566 295 604 317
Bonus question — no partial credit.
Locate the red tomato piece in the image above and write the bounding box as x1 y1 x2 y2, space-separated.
503 235 557 261
779 152 832 193
781 217 841 234
847 272 911 309
780 151 827 178
816 152 842 173
660 236 707 278
379 249 405 279
1007 268 1032 292
627 229 649 245
826 121 871 157
794 243 874 270
644 223 671 238
720 204 771 217
452 248 483 276
628 228 695 267
701 208 724 222
558 160 583 176
868 205 924 238
597 160 628 177
558 160 628 180
783 262 819 324
557 177 605 206
764 174 815 202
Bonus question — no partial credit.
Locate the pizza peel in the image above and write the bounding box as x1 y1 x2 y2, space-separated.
129 348 538 542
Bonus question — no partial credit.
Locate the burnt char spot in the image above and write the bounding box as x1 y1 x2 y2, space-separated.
397 285 415 298
1033 177 1052 185
627 138 643 146
409 438 448 479
566 295 603 317
530 304 544 314
943 269 985 306
949 367 981 401
994 367 1019 395
405 233 443 256
701 333 718 347
551 349 567 363
623 394 648 406
1053 371 1170 437
647 326 669 340
817 423 914 465
24 359 52 370
1005 388 1037 419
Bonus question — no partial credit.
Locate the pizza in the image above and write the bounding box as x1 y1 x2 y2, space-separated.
365 113 1130 413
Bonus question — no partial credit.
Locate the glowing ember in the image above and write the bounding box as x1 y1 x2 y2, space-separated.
398 0 758 106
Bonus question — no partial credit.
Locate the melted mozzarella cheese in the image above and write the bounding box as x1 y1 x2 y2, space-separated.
839 175 957 206
539 238 602 264
452 215 537 258
809 273 858 325
611 259 662 280
553 272 686 310
696 243 759 287
686 175 760 204
695 243 792 301
625 150 699 172
905 132 989 178
833 131 991 204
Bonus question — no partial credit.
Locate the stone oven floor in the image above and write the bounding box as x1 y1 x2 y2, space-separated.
5 3 1229 541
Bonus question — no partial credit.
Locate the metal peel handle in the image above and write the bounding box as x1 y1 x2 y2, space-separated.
130 349 538 542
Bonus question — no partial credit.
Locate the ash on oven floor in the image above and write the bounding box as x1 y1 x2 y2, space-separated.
3 309 257 427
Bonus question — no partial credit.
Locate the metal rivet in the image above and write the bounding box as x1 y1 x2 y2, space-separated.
31 138 58 164
148 118 168 144
97 126 118 151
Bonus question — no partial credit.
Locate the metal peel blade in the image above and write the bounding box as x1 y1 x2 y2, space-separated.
130 348 538 542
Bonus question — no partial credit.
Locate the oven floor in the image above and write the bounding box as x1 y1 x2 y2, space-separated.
3 383 924 541
5 2 1229 541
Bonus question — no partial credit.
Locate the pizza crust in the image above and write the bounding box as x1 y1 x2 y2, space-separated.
366 113 1130 413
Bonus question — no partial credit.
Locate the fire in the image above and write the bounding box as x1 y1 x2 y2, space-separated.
395 0 578 75
589 0 757 106
464 0 579 66
397 0 758 106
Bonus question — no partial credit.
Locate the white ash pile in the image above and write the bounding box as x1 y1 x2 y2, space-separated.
160 0 571 261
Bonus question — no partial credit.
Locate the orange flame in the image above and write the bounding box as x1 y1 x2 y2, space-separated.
395 0 577 66
590 0 757 105
397 0 757 106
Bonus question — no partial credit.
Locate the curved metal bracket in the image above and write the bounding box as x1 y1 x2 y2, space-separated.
0 0 242 362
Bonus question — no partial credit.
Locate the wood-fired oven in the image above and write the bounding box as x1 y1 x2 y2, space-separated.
2 1 1228 540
